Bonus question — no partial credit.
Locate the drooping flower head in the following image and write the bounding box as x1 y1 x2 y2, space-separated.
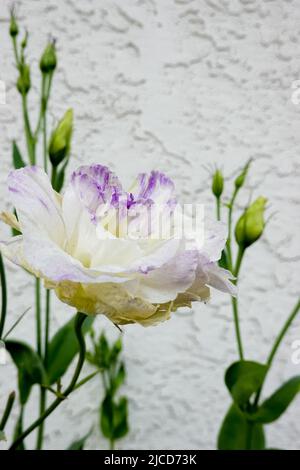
0 165 236 326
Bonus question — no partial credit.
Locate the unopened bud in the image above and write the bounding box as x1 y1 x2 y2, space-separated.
212 169 224 198
235 196 267 249
17 64 31 95
21 31 28 50
40 41 57 74
49 109 73 167
9 11 18 37
235 159 252 190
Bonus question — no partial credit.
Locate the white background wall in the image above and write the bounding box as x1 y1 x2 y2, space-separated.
0 0 300 450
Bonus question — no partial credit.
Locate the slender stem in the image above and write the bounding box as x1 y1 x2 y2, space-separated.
9 312 87 450
229 246 245 361
12 37 20 68
254 298 300 407
231 297 244 360
35 278 42 357
0 253 7 339
74 368 103 391
216 197 221 221
226 189 238 272
21 93 35 164
267 298 300 368
44 290 51 365
234 246 245 279
36 388 46 450
0 392 16 431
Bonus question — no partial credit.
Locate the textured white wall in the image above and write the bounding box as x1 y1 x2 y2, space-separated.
0 0 300 450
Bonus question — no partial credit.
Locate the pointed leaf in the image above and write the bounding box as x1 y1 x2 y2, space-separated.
225 361 267 408
6 340 48 404
113 396 129 440
100 394 114 439
46 314 94 385
251 376 300 424
12 141 25 169
67 430 91 450
218 403 265 450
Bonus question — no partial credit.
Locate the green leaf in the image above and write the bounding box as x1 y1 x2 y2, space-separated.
97 333 110 369
6 340 48 404
12 141 25 169
67 430 91 450
113 362 126 392
46 314 94 385
11 209 21 237
251 376 300 424
100 394 129 442
100 394 114 439
113 396 129 440
0 431 6 441
225 361 267 408
218 403 265 450
110 338 122 364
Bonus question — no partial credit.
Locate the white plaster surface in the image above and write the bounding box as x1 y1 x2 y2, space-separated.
0 0 300 450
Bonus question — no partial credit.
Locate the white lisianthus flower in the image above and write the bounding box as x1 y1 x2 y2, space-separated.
0 165 236 326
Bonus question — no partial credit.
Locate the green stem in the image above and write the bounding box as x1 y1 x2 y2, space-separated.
9 312 87 450
44 289 51 365
234 246 245 278
231 297 244 360
229 246 245 361
0 392 16 431
246 421 253 450
0 253 7 339
216 197 221 221
226 189 238 272
36 388 46 450
35 278 42 357
12 37 20 68
21 93 35 164
254 298 300 407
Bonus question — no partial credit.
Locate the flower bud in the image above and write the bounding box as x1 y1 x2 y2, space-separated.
212 169 224 198
40 41 57 74
9 11 18 37
235 159 252 190
17 64 31 95
49 109 73 167
21 31 28 50
235 196 267 249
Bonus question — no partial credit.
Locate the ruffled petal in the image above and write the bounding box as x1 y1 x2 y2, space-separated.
8 166 65 246
129 245 198 303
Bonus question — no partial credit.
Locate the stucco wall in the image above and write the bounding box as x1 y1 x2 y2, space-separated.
0 0 300 450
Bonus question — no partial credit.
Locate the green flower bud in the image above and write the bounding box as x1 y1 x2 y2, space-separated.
40 41 57 74
235 196 267 249
9 11 18 37
21 31 28 50
49 109 73 167
235 158 252 190
212 169 224 198
17 64 31 95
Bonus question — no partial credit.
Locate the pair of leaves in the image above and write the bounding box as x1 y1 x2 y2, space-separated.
6 314 94 404
100 394 128 441
219 360 300 449
225 361 300 423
